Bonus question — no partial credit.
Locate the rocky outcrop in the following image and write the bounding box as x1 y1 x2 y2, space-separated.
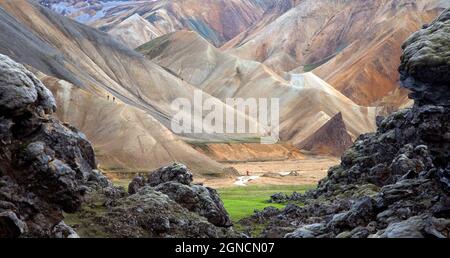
128 163 232 228
297 112 353 156
0 54 234 238
64 163 235 238
77 186 235 238
147 163 194 187
240 9 450 238
0 54 107 237
399 9 450 107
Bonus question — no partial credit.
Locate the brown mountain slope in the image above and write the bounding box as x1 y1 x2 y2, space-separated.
139 31 377 149
221 0 300 50
137 31 288 100
313 5 445 107
225 0 449 107
43 0 293 47
0 0 259 140
108 13 165 48
296 112 353 157
226 0 356 72
191 143 305 163
37 72 225 176
0 0 259 177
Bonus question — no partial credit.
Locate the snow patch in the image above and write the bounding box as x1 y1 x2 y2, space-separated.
47 1 157 23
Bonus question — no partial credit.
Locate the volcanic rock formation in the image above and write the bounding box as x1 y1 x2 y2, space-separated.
239 9 450 238
129 163 233 228
0 53 107 237
0 54 234 238
70 163 234 237
399 10 450 107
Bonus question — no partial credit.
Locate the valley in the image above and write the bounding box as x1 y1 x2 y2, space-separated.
200 153 339 188
0 0 448 239
0 0 375 183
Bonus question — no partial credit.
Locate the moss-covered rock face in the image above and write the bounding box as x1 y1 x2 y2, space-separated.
129 163 233 228
67 186 235 238
399 8 450 106
0 54 56 115
0 54 106 238
65 163 236 238
0 54 235 238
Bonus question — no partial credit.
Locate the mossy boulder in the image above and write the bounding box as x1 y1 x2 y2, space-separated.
399 8 450 106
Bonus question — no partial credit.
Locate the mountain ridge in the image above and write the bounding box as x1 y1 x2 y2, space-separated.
225 0 449 108
138 30 377 148
0 0 259 177
42 0 296 47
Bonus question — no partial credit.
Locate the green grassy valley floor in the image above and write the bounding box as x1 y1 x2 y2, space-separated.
218 185 315 222
110 179 315 235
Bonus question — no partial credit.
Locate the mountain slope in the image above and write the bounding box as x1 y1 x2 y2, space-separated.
221 0 299 50
242 10 450 237
296 112 353 156
137 31 288 100
139 31 377 148
0 0 255 176
43 0 293 47
225 0 449 107
0 0 259 136
35 72 225 175
108 13 164 48
39 0 138 23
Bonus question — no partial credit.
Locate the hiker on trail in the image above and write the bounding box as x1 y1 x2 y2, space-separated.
246 170 250 176
107 95 110 101
113 96 116 102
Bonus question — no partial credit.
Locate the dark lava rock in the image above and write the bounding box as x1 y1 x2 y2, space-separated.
269 192 304 203
128 176 146 195
93 186 235 238
269 193 288 203
51 221 79 238
155 182 232 227
0 54 234 238
373 215 450 238
399 9 450 106
128 163 233 228
147 163 193 186
0 54 104 237
0 211 28 238
239 9 450 238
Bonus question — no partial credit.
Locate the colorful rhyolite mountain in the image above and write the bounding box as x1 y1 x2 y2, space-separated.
40 0 298 47
224 0 449 107
138 31 376 147
5 0 447 175
0 0 259 177
42 0 449 111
